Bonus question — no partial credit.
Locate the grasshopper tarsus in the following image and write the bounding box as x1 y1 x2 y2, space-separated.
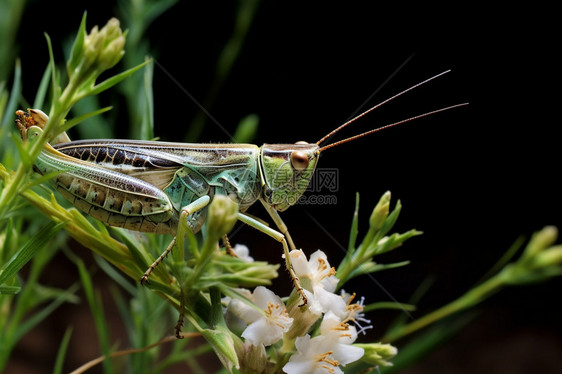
140 265 157 285
175 319 184 339
175 287 186 339
294 280 308 307
297 293 308 308
286 262 308 307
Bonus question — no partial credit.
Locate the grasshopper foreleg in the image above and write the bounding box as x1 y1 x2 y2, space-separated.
260 200 297 251
237 212 307 306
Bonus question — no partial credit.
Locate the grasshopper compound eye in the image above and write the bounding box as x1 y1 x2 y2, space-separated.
290 150 309 171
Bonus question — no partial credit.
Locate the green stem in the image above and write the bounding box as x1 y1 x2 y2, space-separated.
383 273 505 342
337 248 371 286
185 234 220 293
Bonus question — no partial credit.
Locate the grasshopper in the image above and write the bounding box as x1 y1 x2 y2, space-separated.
15 71 465 309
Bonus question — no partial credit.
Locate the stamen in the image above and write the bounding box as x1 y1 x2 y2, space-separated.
316 351 339 370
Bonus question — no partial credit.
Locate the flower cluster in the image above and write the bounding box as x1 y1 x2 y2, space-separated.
224 248 387 373
66 16 126 95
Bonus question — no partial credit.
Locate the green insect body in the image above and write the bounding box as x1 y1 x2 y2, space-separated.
18 111 319 338
22 120 320 238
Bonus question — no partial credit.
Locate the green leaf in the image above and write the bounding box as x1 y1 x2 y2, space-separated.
44 33 60 105
33 62 54 110
0 59 22 129
347 260 410 280
59 105 113 134
94 254 136 296
13 133 32 168
385 276 436 335
232 114 258 143
23 170 64 190
67 12 88 75
53 328 73 374
110 228 150 276
77 260 114 374
348 192 360 252
0 221 64 286
140 57 155 141
0 83 7 127
13 283 80 342
88 60 150 97
363 301 416 313
1 217 14 262
478 236 526 283
143 0 180 26
72 96 115 139
0 285 21 294
372 230 422 256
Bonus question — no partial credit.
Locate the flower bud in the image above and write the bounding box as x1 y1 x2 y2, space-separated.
523 226 558 261
206 195 239 239
532 245 562 269
68 17 126 83
200 327 240 371
99 35 125 70
370 191 391 231
239 342 267 373
102 18 122 41
354 342 397 367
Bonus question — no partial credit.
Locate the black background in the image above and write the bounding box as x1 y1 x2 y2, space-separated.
6 1 561 373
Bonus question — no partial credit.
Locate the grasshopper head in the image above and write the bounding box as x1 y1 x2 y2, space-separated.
260 142 320 211
15 109 48 140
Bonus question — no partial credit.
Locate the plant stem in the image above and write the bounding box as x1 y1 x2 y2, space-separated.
185 234 219 293
383 273 504 342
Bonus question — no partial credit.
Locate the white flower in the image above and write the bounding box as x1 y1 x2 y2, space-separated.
282 334 344 374
319 311 364 366
233 243 254 262
290 250 347 317
291 250 338 292
304 286 347 318
283 311 365 374
230 287 293 346
224 289 253 333
339 291 373 335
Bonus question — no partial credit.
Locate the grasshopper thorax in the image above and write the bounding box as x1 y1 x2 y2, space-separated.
260 142 320 212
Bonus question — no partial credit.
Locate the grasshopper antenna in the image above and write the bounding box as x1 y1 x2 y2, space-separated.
317 103 468 152
316 70 452 147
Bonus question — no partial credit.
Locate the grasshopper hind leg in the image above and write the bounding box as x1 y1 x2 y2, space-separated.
140 196 210 338
140 237 176 285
